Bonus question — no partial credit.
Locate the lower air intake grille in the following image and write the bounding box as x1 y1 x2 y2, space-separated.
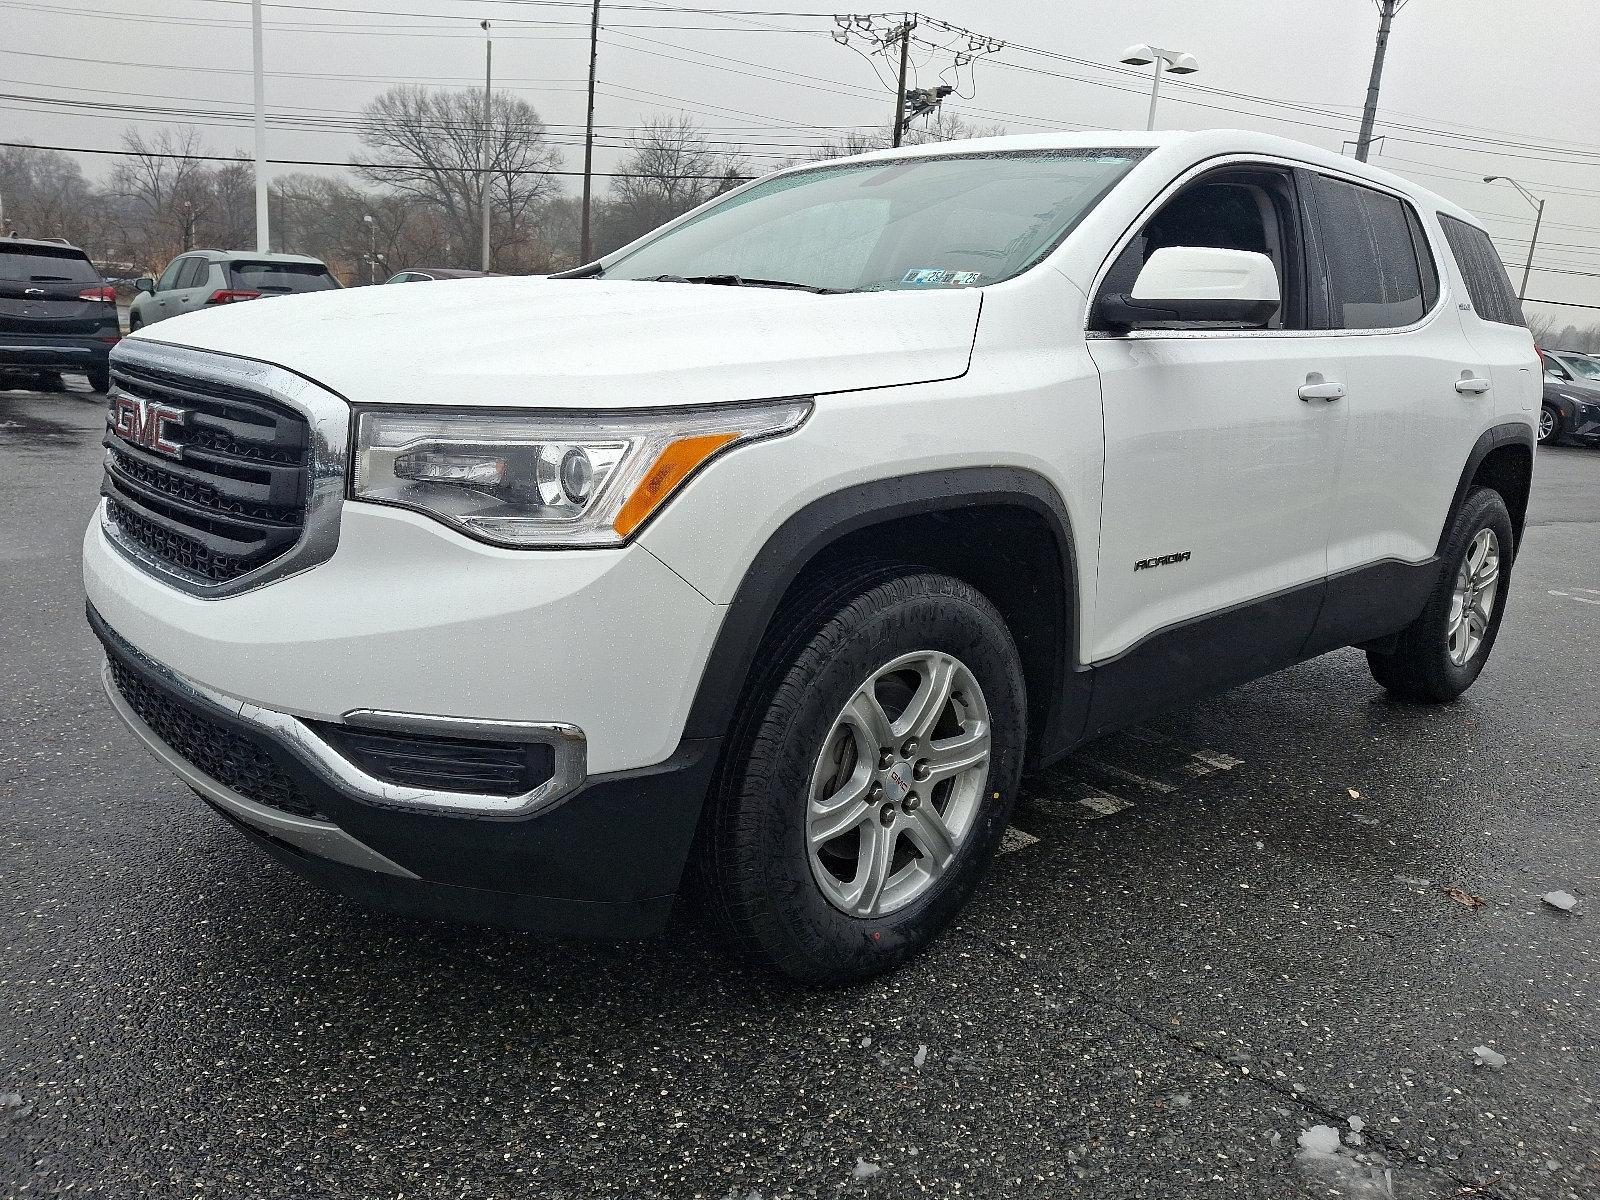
107 655 321 819
309 723 556 797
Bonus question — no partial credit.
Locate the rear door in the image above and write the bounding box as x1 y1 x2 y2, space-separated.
0 245 108 339
1304 172 1475 575
1436 214 1540 433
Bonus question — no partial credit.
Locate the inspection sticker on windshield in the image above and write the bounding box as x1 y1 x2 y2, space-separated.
902 268 983 286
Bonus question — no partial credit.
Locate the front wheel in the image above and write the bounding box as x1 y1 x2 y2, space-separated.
1538 404 1562 445
1367 487 1514 703
700 570 1026 986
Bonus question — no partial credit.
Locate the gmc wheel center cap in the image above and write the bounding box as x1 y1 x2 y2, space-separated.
884 761 914 803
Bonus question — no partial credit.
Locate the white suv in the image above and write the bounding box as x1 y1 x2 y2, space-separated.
85 130 1538 985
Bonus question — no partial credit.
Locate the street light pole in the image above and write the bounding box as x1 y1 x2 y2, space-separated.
580 0 600 263
479 20 492 273
1485 175 1547 300
250 0 269 251
1119 44 1199 131
363 214 376 285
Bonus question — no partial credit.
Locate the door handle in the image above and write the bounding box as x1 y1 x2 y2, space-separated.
1455 376 1491 395
1298 381 1345 402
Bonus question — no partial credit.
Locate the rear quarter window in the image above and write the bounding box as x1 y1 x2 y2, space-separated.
1437 214 1525 327
229 262 341 294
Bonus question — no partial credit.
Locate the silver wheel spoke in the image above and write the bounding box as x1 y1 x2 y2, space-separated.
892 654 956 741
848 822 897 915
809 770 874 844
843 689 893 751
922 724 991 786
903 806 956 870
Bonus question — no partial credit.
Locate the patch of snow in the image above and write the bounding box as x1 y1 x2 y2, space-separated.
1298 1125 1343 1155
1472 1045 1507 1069
912 1044 928 1068
852 1159 881 1180
1541 890 1579 912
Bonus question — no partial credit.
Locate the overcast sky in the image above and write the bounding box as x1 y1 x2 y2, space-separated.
7 0 1600 318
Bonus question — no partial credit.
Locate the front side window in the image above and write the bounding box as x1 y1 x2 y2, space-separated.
1094 164 1306 330
1310 175 1431 330
598 149 1147 293
156 257 188 291
1438 214 1525 327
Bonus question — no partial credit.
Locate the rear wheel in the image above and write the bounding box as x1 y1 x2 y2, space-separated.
127 313 142 333
34 372 66 393
1367 487 1513 703
87 366 111 393
1538 404 1561 445
699 570 1026 986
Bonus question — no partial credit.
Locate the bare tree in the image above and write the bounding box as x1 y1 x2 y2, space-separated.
0 144 102 244
599 116 746 253
108 128 215 264
355 85 561 265
804 111 1007 164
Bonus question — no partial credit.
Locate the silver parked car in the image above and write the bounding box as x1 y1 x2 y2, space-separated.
128 250 340 330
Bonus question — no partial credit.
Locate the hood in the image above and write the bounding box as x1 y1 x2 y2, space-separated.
132 277 982 408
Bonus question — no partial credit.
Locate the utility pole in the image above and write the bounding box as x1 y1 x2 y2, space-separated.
890 15 915 148
480 20 493 272
580 0 600 262
250 0 269 251
1355 0 1403 163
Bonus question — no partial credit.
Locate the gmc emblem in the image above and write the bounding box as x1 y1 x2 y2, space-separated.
112 392 186 458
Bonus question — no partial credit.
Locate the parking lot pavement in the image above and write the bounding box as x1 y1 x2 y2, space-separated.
3 383 1597 1200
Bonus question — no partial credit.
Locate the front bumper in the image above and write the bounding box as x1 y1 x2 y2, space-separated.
0 331 116 371
94 604 720 936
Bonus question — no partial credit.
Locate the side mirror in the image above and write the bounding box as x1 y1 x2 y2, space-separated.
135 276 156 295
1097 246 1280 330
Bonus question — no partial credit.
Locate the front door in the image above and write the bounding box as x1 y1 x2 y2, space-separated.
1083 162 1347 734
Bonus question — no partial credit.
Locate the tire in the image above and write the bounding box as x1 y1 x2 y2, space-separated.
1538 404 1562 446
87 366 111 393
35 372 66 393
127 314 142 333
1367 486 1514 703
698 569 1027 987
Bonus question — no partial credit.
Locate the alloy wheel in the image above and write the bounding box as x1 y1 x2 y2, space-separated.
1538 407 1555 442
805 650 991 918
1448 528 1500 666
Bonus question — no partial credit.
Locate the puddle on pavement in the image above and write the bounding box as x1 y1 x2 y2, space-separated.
0 388 103 452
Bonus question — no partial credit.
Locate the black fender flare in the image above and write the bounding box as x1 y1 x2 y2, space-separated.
679 466 1084 751
1438 420 1536 555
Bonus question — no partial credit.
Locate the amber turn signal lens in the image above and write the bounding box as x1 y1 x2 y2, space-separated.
612 431 738 538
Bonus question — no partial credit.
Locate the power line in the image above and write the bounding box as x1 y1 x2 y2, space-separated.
0 137 749 179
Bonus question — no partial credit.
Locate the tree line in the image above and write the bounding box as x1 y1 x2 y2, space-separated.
1 85 990 282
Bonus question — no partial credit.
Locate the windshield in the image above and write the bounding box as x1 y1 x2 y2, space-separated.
599 149 1147 293
1559 354 1600 381
228 261 341 294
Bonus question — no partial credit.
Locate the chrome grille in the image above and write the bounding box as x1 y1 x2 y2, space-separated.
101 357 311 585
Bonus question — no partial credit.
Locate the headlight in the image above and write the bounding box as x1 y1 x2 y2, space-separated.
351 400 811 547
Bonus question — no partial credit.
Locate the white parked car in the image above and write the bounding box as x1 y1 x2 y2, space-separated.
86 130 1538 985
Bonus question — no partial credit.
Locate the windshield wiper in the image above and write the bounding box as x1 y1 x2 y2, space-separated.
653 273 840 294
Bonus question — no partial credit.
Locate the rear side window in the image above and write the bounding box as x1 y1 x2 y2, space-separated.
1309 176 1431 329
1438 214 1525 327
229 261 340 294
175 258 210 289
0 246 101 284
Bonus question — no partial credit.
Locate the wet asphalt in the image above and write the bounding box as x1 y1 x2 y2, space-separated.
2 381 1597 1199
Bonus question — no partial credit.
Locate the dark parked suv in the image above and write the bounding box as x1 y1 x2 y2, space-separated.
0 237 120 392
